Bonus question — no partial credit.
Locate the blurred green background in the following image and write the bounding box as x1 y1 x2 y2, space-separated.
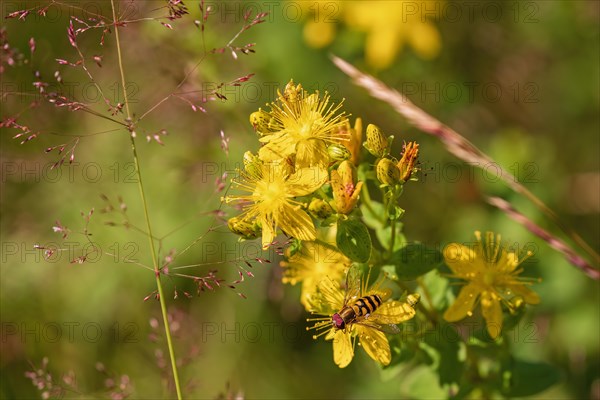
1 1 598 398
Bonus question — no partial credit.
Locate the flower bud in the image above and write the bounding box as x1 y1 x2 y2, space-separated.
227 216 261 240
280 79 303 103
376 158 401 186
249 109 277 136
308 198 334 219
327 144 351 161
364 124 389 157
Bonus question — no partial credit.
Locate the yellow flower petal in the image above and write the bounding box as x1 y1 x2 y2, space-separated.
287 166 328 196
277 202 316 242
444 243 480 277
295 139 329 168
355 325 391 365
443 283 480 322
260 214 276 250
481 291 503 339
332 329 354 368
316 277 346 313
258 131 294 161
507 284 541 305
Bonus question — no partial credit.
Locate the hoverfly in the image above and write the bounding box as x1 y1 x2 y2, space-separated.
307 266 419 368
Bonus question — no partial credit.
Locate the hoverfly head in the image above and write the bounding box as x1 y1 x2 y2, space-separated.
332 313 345 330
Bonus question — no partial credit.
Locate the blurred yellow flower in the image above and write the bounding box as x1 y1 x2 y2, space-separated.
258 80 347 168
299 1 442 70
299 1 341 48
280 241 350 309
443 231 540 339
224 160 327 249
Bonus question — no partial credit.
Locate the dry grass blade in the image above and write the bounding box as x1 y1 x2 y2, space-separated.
331 55 599 278
488 197 599 279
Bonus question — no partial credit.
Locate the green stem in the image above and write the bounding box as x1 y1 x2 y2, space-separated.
388 217 396 258
385 185 401 259
110 2 182 398
416 276 439 321
358 165 383 224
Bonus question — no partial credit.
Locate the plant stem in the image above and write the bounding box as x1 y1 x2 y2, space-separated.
110 1 183 398
416 276 439 321
358 165 384 224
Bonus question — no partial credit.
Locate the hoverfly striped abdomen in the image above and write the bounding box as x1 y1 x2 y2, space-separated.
332 294 383 330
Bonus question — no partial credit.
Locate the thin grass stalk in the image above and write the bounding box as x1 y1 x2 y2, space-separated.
110 1 183 398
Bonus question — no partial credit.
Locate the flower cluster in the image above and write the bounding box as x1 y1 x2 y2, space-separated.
224 81 541 371
223 80 425 367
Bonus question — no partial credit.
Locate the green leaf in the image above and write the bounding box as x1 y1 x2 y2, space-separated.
360 200 385 230
424 323 464 386
391 243 443 280
405 365 449 399
336 218 372 263
421 270 451 311
503 359 561 397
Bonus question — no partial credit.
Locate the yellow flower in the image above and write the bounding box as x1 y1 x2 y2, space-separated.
280 241 350 309
331 160 363 214
307 267 419 368
299 1 341 48
443 231 540 339
297 1 443 70
224 159 328 249
257 80 347 168
344 1 442 70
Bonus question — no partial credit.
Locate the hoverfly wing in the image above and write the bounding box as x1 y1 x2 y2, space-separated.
342 265 362 305
356 317 401 334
